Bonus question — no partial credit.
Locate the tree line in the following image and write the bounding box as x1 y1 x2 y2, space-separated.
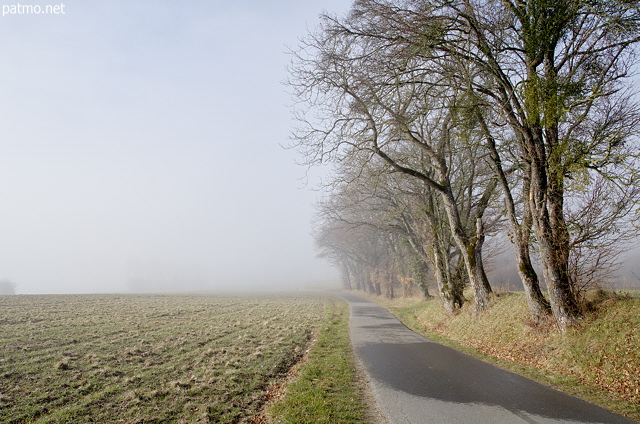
288 0 640 330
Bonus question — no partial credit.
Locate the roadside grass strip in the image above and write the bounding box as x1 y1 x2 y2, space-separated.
380 291 640 421
267 296 368 423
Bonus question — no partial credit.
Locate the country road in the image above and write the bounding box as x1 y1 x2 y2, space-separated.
338 293 637 424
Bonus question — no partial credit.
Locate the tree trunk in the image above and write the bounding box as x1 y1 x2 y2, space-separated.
515 245 551 324
366 271 376 294
339 260 352 290
351 263 364 291
405 239 432 299
386 281 395 299
474 218 493 295
515 173 552 324
480 113 552 323
440 187 491 314
529 137 580 330
431 244 459 313
423 198 462 313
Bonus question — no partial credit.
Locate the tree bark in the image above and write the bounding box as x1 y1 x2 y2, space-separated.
528 133 580 329
440 186 492 314
431 242 459 313
339 260 352 290
480 121 552 323
474 218 493 295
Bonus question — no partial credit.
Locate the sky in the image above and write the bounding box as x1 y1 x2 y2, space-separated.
0 0 354 294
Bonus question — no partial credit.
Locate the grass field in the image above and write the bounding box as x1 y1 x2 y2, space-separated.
0 293 327 423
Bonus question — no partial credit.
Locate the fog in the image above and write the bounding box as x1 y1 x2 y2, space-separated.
487 248 640 293
0 1 352 294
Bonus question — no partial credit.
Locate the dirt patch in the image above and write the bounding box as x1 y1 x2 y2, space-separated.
250 330 318 424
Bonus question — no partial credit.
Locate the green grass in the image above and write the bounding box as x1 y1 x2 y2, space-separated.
267 296 368 423
375 291 640 421
0 293 326 423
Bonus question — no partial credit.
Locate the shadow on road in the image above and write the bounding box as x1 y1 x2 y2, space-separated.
358 341 633 423
338 292 637 424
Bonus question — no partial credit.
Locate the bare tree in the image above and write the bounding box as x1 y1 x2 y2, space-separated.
327 0 640 329
0 279 16 295
295 0 640 329
566 173 640 298
289 17 501 313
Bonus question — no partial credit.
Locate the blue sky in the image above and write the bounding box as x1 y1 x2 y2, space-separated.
0 1 352 293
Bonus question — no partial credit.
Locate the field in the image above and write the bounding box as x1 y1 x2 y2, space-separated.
0 293 327 423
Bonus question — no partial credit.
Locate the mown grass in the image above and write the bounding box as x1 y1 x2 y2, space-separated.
0 293 327 423
267 296 368 424
375 290 640 421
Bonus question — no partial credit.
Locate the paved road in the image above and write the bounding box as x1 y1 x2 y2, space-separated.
338 293 637 424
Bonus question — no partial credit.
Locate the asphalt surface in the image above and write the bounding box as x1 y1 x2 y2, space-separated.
338 293 637 424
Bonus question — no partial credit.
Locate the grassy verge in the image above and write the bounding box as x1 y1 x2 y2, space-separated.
266 296 368 424
370 291 639 421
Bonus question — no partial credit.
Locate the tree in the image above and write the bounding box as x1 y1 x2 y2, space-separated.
566 173 640 297
462 0 640 328
475 107 553 323
289 15 501 313
0 279 16 295
314 164 432 298
294 0 640 328
326 0 640 329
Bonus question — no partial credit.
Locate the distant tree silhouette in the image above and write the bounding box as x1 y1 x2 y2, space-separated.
0 279 16 295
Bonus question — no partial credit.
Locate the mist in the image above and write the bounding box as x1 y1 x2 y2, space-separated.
0 0 351 294
486 237 640 292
